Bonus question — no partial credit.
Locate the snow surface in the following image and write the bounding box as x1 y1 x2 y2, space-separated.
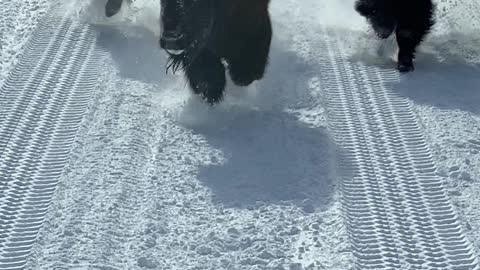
0 0 50 85
0 0 479 269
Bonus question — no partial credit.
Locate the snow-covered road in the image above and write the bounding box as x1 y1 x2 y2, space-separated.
0 0 479 269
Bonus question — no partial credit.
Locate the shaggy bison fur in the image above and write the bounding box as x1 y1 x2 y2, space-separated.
354 0 435 72
159 0 272 104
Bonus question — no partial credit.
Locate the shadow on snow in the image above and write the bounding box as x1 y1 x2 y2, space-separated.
89 17 337 210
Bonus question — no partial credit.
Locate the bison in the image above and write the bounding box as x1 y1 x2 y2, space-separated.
355 0 435 72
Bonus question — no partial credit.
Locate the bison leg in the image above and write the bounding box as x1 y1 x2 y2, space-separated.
105 0 123 17
185 49 226 104
225 12 272 86
395 0 434 72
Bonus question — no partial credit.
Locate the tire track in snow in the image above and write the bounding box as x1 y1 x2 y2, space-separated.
275 0 356 268
0 10 103 270
315 28 479 270
281 0 479 267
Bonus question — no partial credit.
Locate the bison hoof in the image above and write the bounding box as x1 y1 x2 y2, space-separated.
398 61 414 73
105 0 123 17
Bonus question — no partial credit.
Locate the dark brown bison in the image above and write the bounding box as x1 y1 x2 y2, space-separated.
355 0 435 72
159 0 273 104
105 0 272 104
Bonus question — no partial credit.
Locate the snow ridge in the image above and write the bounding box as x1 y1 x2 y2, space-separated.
0 10 103 270
318 28 479 270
